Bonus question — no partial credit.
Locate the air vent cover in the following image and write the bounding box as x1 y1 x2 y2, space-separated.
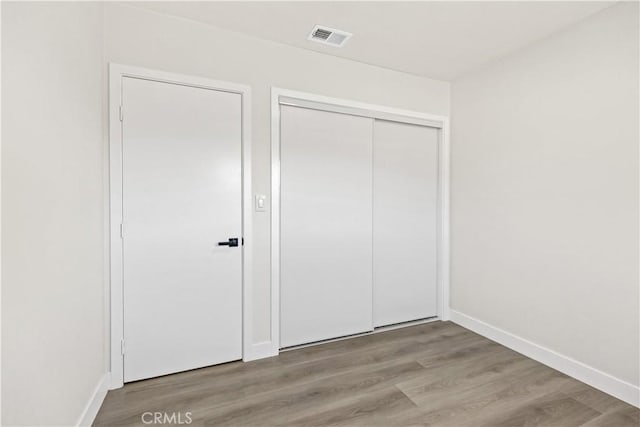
308 25 352 47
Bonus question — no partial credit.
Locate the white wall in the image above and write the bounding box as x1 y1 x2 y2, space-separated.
451 1 638 389
1 2 449 424
103 3 450 350
1 2 106 425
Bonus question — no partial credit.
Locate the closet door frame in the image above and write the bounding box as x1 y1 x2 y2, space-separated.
109 64 253 389
270 87 450 353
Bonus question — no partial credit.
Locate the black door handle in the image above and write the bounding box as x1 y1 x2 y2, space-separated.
218 238 239 247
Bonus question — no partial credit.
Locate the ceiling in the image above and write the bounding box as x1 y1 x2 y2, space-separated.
132 1 615 80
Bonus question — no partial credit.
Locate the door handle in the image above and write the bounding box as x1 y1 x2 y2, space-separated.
218 238 239 247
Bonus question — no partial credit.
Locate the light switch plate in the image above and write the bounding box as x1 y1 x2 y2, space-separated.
255 194 267 212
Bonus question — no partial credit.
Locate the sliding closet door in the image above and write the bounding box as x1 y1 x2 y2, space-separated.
280 106 373 347
373 120 438 327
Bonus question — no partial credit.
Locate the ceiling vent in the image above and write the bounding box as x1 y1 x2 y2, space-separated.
308 25 352 48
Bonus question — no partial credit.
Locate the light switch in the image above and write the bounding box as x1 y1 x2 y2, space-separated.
255 194 267 212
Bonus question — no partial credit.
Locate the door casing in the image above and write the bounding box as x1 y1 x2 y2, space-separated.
108 64 252 389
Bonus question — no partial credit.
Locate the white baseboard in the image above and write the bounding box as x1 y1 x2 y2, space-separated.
77 373 110 426
450 310 640 408
243 341 279 362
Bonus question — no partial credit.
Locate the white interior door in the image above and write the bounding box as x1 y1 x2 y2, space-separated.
280 106 373 348
373 120 438 327
122 77 242 382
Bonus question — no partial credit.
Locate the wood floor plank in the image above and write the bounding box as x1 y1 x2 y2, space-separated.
481 392 601 427
287 386 419 427
94 321 640 427
558 380 638 414
198 361 426 426
397 353 541 408
581 404 640 427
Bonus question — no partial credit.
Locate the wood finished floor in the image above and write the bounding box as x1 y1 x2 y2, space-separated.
94 321 639 426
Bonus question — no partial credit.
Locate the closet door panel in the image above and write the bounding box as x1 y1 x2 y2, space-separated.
280 106 373 347
373 120 438 327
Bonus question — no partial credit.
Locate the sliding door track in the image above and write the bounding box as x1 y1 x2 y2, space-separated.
280 316 439 352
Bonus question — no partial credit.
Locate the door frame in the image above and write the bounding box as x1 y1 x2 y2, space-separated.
271 87 450 355
108 64 252 389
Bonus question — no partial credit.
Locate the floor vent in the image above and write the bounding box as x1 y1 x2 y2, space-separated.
308 25 352 47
